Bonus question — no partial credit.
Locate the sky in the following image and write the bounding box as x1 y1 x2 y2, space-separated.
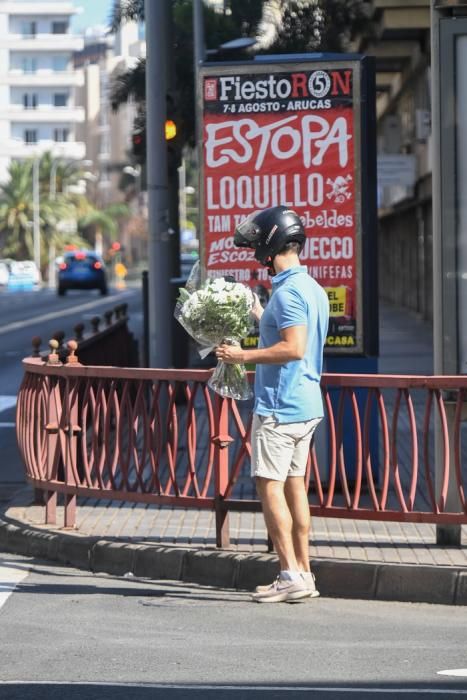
71 0 115 35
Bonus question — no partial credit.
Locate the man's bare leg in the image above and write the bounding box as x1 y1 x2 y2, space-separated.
256 476 299 571
284 476 311 572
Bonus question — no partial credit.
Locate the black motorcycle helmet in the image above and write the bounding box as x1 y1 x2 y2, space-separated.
234 206 305 271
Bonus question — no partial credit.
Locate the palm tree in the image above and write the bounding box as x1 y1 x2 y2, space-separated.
78 202 130 254
0 159 86 264
38 151 85 198
0 160 34 259
108 0 250 151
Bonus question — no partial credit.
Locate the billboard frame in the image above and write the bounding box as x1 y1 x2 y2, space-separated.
197 54 378 357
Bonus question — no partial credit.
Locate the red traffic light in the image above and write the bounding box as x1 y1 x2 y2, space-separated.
111 242 121 251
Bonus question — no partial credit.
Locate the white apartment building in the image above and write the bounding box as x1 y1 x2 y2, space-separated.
75 22 143 207
0 0 85 182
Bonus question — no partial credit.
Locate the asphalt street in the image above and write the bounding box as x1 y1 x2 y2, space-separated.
0 285 144 483
0 553 466 699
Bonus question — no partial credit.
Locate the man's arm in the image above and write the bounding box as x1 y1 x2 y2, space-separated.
215 325 307 365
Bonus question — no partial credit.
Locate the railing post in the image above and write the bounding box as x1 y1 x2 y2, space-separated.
63 349 80 528
213 394 233 548
45 383 59 525
44 340 63 524
436 398 462 545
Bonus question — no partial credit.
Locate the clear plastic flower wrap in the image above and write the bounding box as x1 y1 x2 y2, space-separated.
174 262 254 400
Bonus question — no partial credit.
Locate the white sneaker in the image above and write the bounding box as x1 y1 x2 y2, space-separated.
252 575 310 603
255 572 320 599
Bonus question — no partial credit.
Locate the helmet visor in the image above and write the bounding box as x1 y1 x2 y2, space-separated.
233 211 262 247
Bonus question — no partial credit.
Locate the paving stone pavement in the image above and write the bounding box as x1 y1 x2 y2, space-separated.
1 301 467 604
4 488 467 568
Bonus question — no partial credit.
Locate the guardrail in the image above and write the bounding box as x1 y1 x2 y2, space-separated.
31 303 139 367
16 346 467 548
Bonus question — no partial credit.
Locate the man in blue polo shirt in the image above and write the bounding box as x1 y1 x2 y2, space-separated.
216 206 329 603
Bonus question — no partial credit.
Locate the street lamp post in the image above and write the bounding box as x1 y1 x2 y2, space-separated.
123 165 142 207
50 157 93 200
32 157 40 273
145 0 171 368
50 159 60 200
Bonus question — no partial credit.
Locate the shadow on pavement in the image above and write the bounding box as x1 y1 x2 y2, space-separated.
0 681 466 700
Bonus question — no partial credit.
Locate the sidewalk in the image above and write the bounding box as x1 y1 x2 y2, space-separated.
1 301 466 605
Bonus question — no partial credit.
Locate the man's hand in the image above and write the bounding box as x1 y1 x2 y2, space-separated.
215 343 246 364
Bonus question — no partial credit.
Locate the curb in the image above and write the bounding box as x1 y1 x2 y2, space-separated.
0 517 466 605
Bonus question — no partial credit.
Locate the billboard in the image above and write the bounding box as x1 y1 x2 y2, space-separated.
198 57 377 356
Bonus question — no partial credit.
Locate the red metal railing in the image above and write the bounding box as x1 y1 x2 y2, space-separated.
16 354 467 546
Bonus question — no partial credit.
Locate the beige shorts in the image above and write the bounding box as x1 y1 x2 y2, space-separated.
250 413 322 481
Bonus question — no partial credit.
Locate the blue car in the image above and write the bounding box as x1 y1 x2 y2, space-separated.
58 251 108 296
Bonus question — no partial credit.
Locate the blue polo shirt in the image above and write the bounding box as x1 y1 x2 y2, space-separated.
254 266 329 423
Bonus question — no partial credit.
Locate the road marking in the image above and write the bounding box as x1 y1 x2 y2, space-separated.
0 563 29 612
0 290 133 336
0 396 16 412
0 682 466 694
0 423 15 428
438 670 467 678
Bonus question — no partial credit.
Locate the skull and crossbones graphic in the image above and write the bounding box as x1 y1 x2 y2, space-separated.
326 175 353 204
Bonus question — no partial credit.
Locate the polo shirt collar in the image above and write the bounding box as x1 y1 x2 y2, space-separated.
272 265 307 286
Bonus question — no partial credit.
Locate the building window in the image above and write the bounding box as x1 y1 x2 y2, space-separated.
23 93 38 109
54 128 69 142
22 58 37 73
24 129 37 144
52 21 68 34
21 21 36 37
53 93 67 107
52 56 68 72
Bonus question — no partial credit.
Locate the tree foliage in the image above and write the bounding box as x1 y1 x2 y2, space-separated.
109 0 375 151
78 202 130 242
0 155 124 265
258 0 373 54
0 159 81 261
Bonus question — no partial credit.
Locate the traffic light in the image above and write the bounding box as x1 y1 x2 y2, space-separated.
132 129 146 163
166 91 182 176
131 93 181 172
165 119 177 140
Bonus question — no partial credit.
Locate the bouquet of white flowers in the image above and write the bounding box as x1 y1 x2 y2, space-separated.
175 263 254 400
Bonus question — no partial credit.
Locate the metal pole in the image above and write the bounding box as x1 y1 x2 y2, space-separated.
432 4 443 378
50 159 59 200
193 0 205 67
193 0 204 280
431 1 461 545
179 158 186 232
145 0 171 368
32 157 40 273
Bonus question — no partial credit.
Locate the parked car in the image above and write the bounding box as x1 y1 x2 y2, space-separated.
57 251 108 296
1 259 41 290
17 260 41 286
0 261 9 287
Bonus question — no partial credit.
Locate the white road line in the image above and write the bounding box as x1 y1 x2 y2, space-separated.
0 563 29 612
438 670 467 678
0 290 133 336
0 682 466 694
0 423 15 428
0 396 16 412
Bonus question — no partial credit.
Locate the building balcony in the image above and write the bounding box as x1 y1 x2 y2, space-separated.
1 139 86 160
0 34 84 52
2 2 77 15
4 105 85 123
1 70 84 87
